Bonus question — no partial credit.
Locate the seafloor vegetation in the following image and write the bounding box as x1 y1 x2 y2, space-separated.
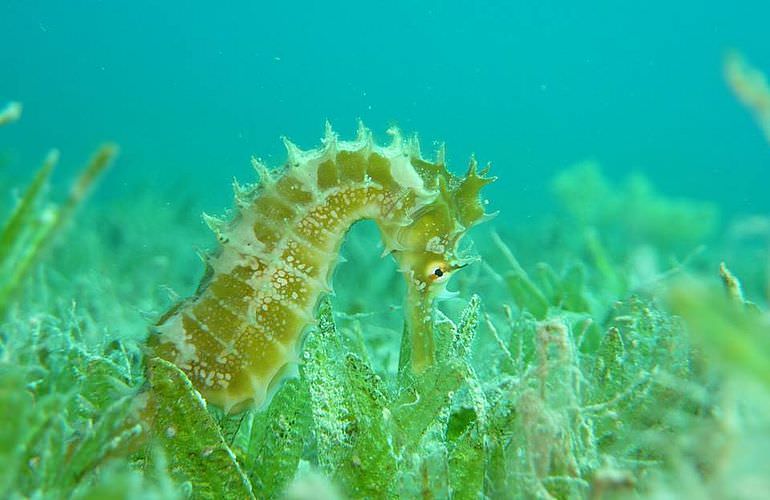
1 56 769 499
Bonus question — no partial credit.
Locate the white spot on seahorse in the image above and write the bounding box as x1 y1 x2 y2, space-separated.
156 315 198 365
390 155 426 193
425 236 446 254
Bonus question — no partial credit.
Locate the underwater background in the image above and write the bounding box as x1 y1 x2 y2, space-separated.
1 1 770 499
3 1 770 215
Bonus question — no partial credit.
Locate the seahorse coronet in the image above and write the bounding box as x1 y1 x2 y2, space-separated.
149 123 494 414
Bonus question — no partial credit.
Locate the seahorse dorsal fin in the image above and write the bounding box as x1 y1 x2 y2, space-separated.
355 120 374 153
193 248 208 264
202 212 228 242
231 177 252 209
250 156 272 184
322 121 337 157
386 126 403 150
282 136 303 166
466 155 478 176
406 134 421 159
435 142 446 166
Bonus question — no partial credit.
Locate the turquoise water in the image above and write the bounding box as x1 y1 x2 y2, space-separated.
2 1 768 217
3 3 770 498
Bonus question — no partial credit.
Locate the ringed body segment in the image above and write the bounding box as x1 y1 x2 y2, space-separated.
149 124 494 413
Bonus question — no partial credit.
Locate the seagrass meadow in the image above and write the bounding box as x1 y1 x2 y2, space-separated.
2 2 770 499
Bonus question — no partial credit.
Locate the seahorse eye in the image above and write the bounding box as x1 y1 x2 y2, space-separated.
425 261 449 283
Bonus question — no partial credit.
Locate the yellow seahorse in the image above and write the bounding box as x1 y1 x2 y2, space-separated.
149 123 494 413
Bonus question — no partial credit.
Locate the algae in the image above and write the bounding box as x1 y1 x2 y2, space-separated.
0 103 116 315
725 51 770 144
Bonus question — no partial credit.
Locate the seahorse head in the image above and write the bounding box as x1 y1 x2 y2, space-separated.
387 148 495 371
398 156 494 293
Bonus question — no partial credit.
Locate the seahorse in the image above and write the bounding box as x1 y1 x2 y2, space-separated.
149 123 494 413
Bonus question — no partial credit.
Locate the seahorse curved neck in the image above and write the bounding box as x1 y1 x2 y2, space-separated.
149 125 493 413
